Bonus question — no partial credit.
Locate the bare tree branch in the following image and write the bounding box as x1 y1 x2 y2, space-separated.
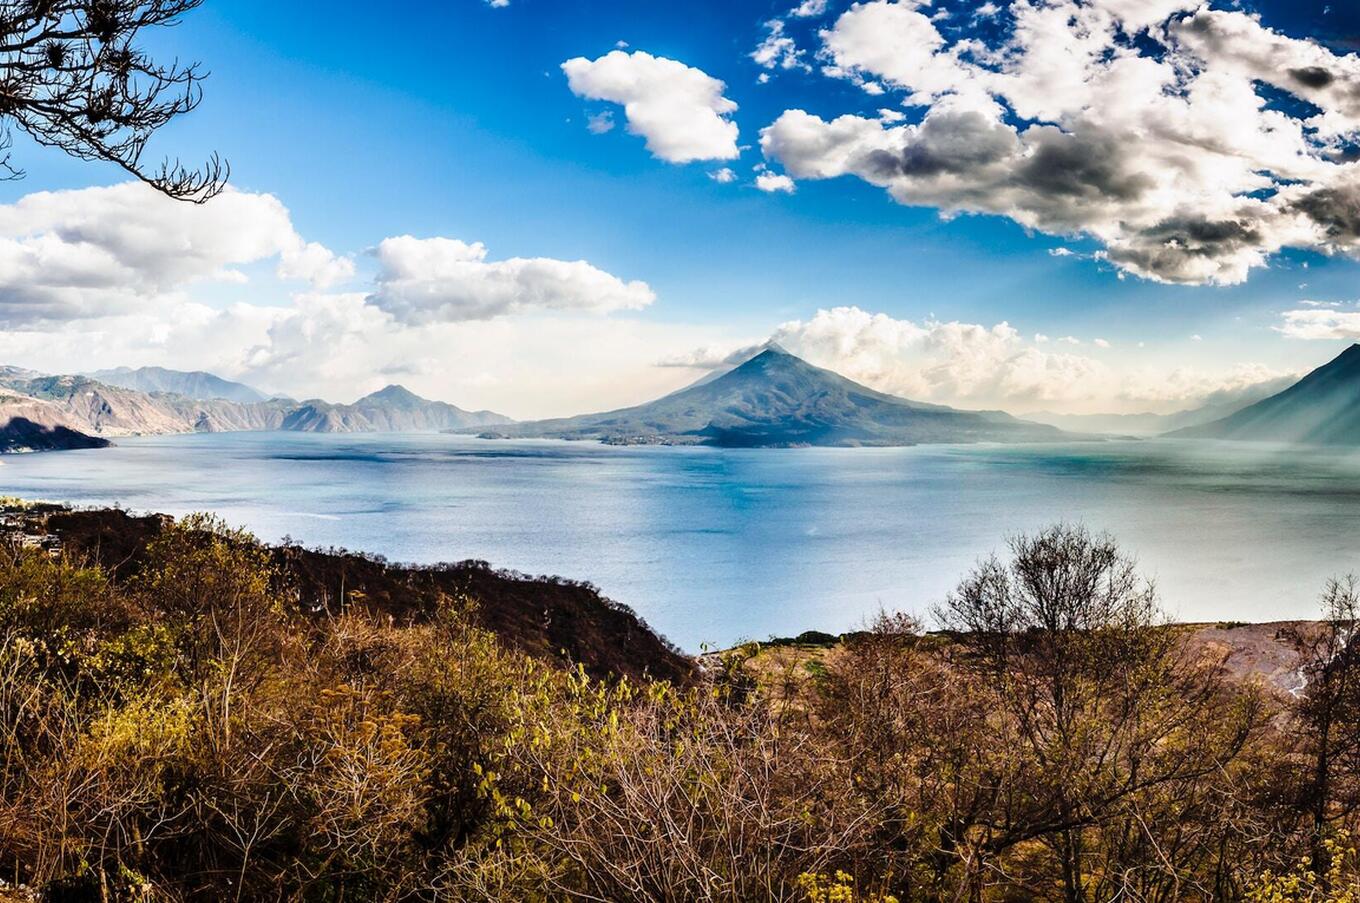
0 0 226 201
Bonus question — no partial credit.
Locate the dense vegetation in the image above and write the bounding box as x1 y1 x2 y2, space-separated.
3 517 1360 901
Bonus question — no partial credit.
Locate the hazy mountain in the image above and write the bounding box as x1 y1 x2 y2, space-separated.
279 386 512 433
1169 345 1360 444
89 366 270 403
1025 376 1296 437
479 346 1068 448
0 393 110 452
0 368 511 449
344 385 510 432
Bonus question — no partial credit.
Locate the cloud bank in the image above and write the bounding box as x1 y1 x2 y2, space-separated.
668 306 1291 415
753 0 1360 285
0 183 352 326
1277 307 1360 340
367 236 655 324
0 182 671 419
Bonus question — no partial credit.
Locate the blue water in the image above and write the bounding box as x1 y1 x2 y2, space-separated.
4 432 1360 650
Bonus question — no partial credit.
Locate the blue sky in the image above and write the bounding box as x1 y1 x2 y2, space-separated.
2 0 1360 417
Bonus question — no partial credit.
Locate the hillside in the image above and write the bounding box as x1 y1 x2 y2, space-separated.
0 394 110 451
481 346 1068 447
1170 344 1360 444
0 511 1343 902
23 505 689 684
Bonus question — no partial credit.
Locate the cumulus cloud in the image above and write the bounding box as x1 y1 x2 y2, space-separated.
0 295 726 421
757 0 1360 285
0 181 681 416
561 50 740 163
752 20 809 72
366 236 655 325
0 182 351 326
1277 308 1360 340
755 172 797 193
791 0 828 17
665 306 1289 414
709 167 737 183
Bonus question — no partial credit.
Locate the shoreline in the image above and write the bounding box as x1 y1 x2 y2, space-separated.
1 498 1318 696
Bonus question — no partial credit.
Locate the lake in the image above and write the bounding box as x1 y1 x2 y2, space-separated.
4 432 1360 650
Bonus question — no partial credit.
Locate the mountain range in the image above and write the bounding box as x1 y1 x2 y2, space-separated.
0 369 510 452
88 366 273 403
1023 376 1299 437
473 345 1069 448
6 343 1357 454
1169 344 1360 444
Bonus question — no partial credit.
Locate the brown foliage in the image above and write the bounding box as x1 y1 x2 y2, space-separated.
1 519 1358 901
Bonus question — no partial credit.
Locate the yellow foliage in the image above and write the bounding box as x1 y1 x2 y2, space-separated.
1248 835 1360 903
798 871 900 903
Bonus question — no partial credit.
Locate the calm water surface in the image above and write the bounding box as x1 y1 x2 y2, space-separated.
4 432 1359 650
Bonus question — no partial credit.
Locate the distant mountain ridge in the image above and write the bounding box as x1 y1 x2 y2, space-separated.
0 368 511 450
89 366 271 403
278 386 510 434
1025 375 1298 437
476 346 1069 448
1169 344 1360 444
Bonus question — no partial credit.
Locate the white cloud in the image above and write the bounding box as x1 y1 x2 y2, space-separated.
1093 338 1111 348
277 241 355 289
791 0 828 16
758 0 1360 286
755 172 797 193
561 50 740 163
366 235 655 324
665 306 1287 415
0 182 351 326
1277 308 1360 340
818 0 992 109
657 343 760 369
709 167 738 183
752 20 810 72
0 296 728 421
586 111 615 134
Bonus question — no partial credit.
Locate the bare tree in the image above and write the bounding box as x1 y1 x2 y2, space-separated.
937 524 1261 903
0 0 225 199
1286 575 1360 886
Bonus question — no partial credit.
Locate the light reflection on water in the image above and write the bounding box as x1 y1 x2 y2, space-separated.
3 432 1359 650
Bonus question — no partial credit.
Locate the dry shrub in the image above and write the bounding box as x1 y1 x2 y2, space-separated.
4 518 1360 902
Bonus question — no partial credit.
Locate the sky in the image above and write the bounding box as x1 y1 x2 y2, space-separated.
2 0 1360 418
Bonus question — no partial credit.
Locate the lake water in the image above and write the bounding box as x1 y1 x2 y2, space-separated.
3 432 1360 650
